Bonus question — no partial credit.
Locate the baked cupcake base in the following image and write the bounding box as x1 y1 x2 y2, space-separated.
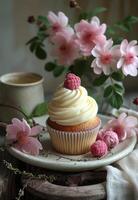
47 117 101 155
47 117 100 132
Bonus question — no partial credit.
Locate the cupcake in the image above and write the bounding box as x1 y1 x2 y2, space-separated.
47 73 101 155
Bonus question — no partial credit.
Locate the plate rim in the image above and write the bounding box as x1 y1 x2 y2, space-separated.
8 134 137 171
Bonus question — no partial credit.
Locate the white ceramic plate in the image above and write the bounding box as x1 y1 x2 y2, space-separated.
8 115 137 172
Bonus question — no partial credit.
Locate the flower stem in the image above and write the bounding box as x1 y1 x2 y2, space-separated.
0 103 29 120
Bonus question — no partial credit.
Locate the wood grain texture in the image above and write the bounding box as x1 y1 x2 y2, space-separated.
24 180 106 200
22 170 106 200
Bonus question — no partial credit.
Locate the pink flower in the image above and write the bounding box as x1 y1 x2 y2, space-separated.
47 11 69 36
91 39 120 75
51 29 80 66
104 112 138 141
117 39 138 76
6 118 43 156
90 140 108 157
97 129 119 149
74 16 106 56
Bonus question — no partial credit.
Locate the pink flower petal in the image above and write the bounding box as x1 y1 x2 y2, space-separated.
21 137 43 156
74 18 106 57
58 12 68 26
125 64 138 76
122 65 129 76
91 59 102 74
103 118 118 130
91 46 101 57
48 11 58 24
117 57 124 69
6 125 18 141
91 16 100 26
124 116 138 127
104 39 113 50
94 34 106 45
127 40 137 50
74 20 89 32
116 128 127 141
30 126 43 136
118 112 127 123
12 118 24 131
131 46 138 55
98 24 107 34
102 64 111 75
22 119 31 135
111 45 121 58
52 29 79 66
96 57 102 67
120 39 128 54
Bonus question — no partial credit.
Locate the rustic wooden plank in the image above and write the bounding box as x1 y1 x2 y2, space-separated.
24 178 106 200
22 169 106 200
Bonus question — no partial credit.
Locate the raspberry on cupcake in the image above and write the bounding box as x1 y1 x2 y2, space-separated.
64 73 81 90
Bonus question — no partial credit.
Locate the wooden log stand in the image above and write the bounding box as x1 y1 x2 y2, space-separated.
22 166 106 200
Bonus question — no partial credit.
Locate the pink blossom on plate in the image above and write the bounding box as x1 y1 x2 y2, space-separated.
117 39 138 76
51 29 80 66
47 11 69 36
103 112 138 141
74 16 106 56
6 118 43 156
91 39 120 75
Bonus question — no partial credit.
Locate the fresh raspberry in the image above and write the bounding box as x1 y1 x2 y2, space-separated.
64 73 81 90
90 140 108 157
101 130 119 149
97 129 119 149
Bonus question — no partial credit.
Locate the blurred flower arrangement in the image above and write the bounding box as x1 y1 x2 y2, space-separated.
26 0 138 109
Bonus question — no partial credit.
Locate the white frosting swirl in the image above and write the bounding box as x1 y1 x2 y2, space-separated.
48 85 98 126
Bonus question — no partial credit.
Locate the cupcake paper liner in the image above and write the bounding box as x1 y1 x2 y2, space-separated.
47 122 101 155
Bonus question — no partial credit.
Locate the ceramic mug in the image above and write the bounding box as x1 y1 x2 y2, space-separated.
0 72 45 122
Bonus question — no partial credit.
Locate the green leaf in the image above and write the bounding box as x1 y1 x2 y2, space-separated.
53 66 65 77
87 87 94 97
93 75 108 86
79 12 88 20
79 7 106 21
114 37 124 44
37 15 49 26
26 37 38 45
30 42 37 52
45 62 56 71
104 85 113 97
115 23 130 32
115 15 138 33
108 93 123 109
37 31 47 41
111 71 124 81
92 7 107 15
35 46 47 60
69 59 89 77
106 27 116 36
125 16 138 24
31 102 48 117
114 83 124 94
